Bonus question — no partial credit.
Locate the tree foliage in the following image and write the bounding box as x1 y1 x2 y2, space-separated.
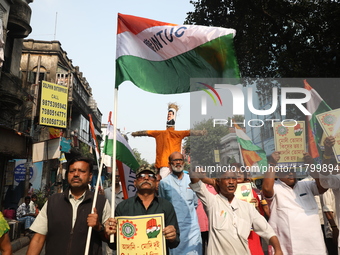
184 118 229 166
185 0 340 78
132 148 149 165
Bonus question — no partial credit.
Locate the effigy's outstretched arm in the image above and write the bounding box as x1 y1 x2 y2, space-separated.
131 131 148 137
190 130 207 136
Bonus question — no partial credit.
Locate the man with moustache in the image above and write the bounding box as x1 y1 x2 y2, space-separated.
104 164 180 254
189 169 282 255
27 157 111 255
262 152 328 255
158 152 202 255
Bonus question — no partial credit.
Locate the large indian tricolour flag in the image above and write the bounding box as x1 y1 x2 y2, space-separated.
115 13 240 94
304 80 332 164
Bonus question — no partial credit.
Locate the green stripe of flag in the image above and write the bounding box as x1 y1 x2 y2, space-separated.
103 137 139 171
115 34 239 94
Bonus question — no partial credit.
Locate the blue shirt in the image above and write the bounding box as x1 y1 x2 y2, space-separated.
159 172 202 255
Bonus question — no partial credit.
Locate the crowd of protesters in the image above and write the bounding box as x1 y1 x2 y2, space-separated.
1 135 339 255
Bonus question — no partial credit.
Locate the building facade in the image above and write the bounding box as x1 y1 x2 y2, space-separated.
0 1 102 210
0 0 34 209
18 39 102 196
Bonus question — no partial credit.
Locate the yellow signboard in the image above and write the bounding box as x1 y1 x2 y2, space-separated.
273 121 306 167
39 81 68 128
117 213 166 255
316 109 340 163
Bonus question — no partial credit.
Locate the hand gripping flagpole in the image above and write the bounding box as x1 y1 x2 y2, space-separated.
84 156 104 255
84 115 105 255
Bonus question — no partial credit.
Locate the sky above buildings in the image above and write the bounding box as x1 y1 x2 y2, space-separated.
28 0 197 163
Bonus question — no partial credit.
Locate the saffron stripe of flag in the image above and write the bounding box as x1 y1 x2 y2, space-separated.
116 160 136 199
304 80 332 163
88 114 100 160
235 123 267 172
115 13 240 94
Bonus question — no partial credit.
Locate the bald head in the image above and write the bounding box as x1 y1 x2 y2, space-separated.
169 151 184 162
169 152 184 173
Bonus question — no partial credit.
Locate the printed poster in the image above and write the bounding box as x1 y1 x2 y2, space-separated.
235 183 253 203
117 213 166 255
316 109 340 163
13 159 43 190
273 121 306 167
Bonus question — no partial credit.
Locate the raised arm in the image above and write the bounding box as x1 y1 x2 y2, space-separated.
302 152 327 194
189 169 201 184
320 136 336 176
303 152 317 178
262 151 280 198
318 136 340 191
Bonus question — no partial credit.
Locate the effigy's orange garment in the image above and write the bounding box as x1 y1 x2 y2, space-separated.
147 128 190 168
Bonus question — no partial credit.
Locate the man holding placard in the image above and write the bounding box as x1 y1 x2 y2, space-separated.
105 164 179 254
262 152 328 255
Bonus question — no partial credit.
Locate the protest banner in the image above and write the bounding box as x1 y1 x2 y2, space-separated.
316 109 340 163
117 213 166 255
273 121 306 167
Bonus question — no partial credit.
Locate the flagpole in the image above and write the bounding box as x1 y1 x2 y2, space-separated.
237 141 245 166
84 116 105 254
84 158 104 255
234 123 245 165
110 88 119 243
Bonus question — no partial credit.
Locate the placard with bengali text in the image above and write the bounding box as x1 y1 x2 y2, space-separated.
316 109 340 163
273 121 306 167
117 213 166 255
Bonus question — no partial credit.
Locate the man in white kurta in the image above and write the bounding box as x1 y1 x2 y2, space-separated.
266 179 327 254
263 152 327 255
319 135 340 254
190 171 282 255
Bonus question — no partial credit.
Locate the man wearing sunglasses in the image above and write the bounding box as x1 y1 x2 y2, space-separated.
104 164 180 254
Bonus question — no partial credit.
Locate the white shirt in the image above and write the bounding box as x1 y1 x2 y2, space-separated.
319 174 340 252
190 181 276 255
266 179 327 255
30 191 111 235
104 185 124 208
29 200 37 214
